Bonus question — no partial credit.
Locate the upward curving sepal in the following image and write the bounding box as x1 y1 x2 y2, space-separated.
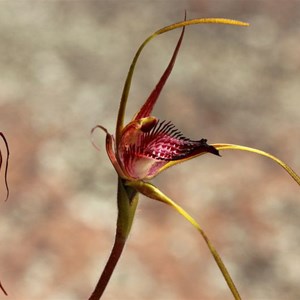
115 18 249 143
134 24 185 120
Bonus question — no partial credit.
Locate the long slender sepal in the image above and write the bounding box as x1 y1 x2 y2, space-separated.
134 18 185 120
0 281 7 296
156 18 249 35
115 18 249 144
0 133 9 295
0 132 9 201
88 179 139 300
126 180 241 300
213 143 300 185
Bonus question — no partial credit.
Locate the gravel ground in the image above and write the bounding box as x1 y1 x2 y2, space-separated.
0 1 300 300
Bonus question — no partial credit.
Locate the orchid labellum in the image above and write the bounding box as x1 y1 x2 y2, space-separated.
89 17 300 300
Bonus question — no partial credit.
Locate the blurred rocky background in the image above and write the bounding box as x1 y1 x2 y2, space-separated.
0 1 300 299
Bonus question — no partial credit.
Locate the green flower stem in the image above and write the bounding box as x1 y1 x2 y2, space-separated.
88 179 139 300
126 180 241 300
88 234 126 300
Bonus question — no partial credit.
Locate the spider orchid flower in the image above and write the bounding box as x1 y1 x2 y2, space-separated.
0 132 9 296
89 17 300 300
94 24 220 182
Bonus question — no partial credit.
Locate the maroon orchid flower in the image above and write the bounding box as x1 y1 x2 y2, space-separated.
101 29 219 180
95 24 219 182
89 17 300 300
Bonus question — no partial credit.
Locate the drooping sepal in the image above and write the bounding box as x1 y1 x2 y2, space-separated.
0 132 9 201
126 180 241 300
213 143 300 185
